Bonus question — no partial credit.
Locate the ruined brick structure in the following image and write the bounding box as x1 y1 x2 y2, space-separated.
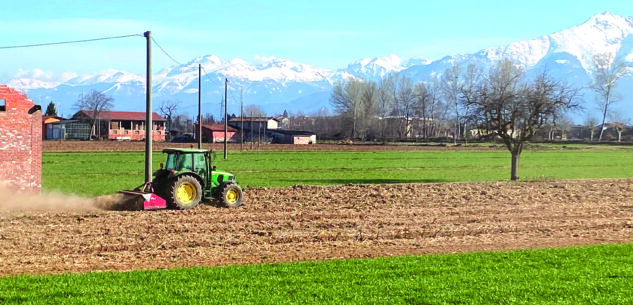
0 85 42 192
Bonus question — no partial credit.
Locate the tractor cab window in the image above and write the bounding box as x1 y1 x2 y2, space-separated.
165 153 194 171
193 153 206 176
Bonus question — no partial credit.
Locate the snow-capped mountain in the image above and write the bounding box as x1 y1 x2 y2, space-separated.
6 12 633 121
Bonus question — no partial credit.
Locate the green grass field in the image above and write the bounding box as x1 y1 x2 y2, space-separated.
10 145 633 303
42 145 633 196
1 243 632 304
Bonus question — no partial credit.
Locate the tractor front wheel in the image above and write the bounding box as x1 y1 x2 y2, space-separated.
221 183 244 208
168 175 202 210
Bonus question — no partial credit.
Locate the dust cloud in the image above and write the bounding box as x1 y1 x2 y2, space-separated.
0 186 97 213
0 186 143 213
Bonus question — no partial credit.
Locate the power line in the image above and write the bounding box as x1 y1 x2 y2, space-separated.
0 34 142 50
151 37 183 66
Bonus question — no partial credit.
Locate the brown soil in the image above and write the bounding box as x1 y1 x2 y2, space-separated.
1 179 632 277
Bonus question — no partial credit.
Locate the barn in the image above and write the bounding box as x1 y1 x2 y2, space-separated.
0 85 42 192
195 123 239 143
269 129 316 144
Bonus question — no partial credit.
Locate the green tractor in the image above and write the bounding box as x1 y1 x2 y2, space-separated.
123 148 244 210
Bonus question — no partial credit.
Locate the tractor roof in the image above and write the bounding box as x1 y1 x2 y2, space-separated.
162 148 210 154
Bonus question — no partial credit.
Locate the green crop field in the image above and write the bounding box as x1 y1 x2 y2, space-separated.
1 243 632 304
42 145 633 196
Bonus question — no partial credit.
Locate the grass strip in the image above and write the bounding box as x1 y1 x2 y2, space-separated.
1 243 632 304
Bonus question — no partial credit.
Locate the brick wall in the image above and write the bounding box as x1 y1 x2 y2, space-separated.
0 85 42 192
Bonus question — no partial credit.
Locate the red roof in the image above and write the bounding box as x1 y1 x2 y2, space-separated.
78 110 165 121
229 117 276 122
42 115 64 122
200 123 237 132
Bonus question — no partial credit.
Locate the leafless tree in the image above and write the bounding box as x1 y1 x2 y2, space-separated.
459 64 483 143
75 89 114 138
395 75 415 140
466 60 577 180
589 53 629 141
159 100 179 132
441 65 462 144
244 104 266 117
360 81 378 140
377 74 395 141
584 116 597 141
609 113 630 142
331 79 365 139
413 82 430 140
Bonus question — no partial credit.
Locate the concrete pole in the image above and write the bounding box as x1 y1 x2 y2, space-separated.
224 78 228 159
144 31 152 184
198 64 202 149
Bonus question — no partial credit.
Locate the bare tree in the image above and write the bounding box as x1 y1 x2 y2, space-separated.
557 114 574 140
413 82 430 140
377 74 395 141
609 113 630 142
584 116 597 141
589 53 629 141
395 75 415 140
360 81 378 140
441 65 462 144
203 113 215 124
459 64 483 143
426 79 446 139
75 89 114 138
244 104 267 117
331 79 365 139
159 100 179 132
466 60 577 180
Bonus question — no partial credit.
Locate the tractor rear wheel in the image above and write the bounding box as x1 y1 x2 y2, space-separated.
168 175 202 210
221 183 243 208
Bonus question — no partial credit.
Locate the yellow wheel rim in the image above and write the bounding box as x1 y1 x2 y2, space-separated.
226 189 239 204
176 182 196 204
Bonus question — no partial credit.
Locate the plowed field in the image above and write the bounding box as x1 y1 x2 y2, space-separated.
1 179 632 277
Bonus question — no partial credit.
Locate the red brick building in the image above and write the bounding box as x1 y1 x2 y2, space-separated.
71 110 166 141
195 123 238 143
0 85 42 192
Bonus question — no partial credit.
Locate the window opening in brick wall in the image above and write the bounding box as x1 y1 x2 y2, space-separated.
0 99 5 111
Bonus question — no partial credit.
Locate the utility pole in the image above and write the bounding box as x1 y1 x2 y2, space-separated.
144 31 152 184
197 64 202 149
240 88 244 152
258 116 261 149
224 78 228 159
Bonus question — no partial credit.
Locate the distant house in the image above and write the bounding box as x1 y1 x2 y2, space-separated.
71 110 166 141
274 115 290 129
42 115 63 139
228 117 280 131
269 129 316 144
194 123 239 143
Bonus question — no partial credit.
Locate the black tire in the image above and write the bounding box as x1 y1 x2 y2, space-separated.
167 175 202 210
221 183 244 208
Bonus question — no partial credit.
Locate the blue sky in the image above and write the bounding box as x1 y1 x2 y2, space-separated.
1 0 632 79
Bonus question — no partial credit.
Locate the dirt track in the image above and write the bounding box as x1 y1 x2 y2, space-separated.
1 179 632 277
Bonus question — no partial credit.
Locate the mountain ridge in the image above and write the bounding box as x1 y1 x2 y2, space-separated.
7 12 633 121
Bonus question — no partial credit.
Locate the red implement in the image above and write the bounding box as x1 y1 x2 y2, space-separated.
119 182 167 210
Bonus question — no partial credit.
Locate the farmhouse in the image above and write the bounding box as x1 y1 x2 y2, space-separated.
228 117 281 131
0 85 42 191
269 129 316 144
70 110 166 141
194 123 239 143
